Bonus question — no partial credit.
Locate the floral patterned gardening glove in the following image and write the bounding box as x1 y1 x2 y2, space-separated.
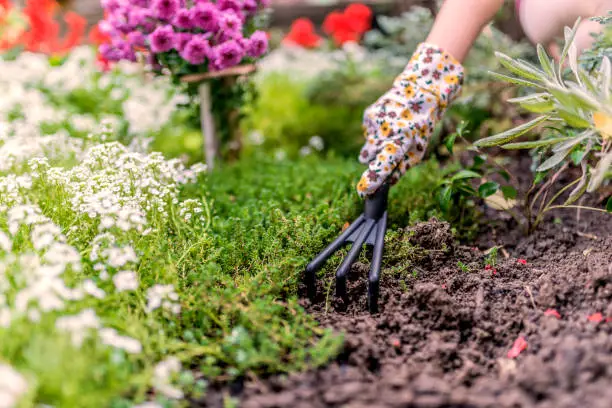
356 43 465 197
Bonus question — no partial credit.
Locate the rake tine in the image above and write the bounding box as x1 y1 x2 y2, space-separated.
368 211 387 314
305 215 365 300
336 218 376 299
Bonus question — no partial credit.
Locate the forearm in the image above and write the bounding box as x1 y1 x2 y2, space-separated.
426 0 505 62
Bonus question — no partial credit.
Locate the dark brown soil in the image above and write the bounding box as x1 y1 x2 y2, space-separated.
203 203 611 408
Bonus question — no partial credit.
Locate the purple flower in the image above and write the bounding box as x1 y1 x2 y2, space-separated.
131 0 149 7
211 40 244 71
127 31 146 48
129 8 156 33
218 12 243 40
100 40 136 62
174 32 193 53
190 3 219 32
151 0 180 20
101 0 122 13
217 0 242 14
174 8 193 29
149 25 175 53
99 43 122 62
243 0 258 14
181 36 210 65
246 30 268 58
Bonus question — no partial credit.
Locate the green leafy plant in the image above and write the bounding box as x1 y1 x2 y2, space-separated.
473 19 612 233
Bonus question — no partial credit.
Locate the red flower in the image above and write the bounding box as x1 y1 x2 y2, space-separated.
15 0 87 55
543 309 561 319
507 336 528 359
283 18 321 48
587 312 603 323
88 22 110 45
321 3 372 46
344 3 372 33
517 259 527 265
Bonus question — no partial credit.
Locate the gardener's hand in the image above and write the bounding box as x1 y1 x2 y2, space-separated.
356 43 465 197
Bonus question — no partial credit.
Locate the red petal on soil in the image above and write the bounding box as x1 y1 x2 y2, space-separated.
485 264 492 270
390 338 401 348
606 317 612 323
544 309 561 319
441 284 446 289
507 336 528 359
517 259 527 265
587 312 603 323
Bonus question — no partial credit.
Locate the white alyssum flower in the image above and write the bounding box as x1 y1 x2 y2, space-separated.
145 284 181 314
99 328 142 354
55 309 102 347
152 357 183 399
112 270 139 292
0 363 28 408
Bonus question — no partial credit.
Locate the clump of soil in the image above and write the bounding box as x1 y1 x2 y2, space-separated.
204 207 612 408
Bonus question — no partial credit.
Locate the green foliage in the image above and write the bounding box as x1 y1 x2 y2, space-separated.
242 73 366 158
473 19 612 232
580 12 612 72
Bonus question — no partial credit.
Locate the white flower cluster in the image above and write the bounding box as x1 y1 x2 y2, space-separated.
152 357 183 399
0 47 209 405
0 363 28 408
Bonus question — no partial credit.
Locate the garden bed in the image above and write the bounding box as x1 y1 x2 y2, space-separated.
204 158 612 408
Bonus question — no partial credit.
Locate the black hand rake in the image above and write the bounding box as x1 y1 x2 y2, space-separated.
305 184 389 313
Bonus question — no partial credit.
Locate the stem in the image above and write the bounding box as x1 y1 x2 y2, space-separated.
532 204 611 231
530 163 568 217
542 177 581 214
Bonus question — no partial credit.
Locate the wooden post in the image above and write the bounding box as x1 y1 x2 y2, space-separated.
181 64 257 172
198 81 218 170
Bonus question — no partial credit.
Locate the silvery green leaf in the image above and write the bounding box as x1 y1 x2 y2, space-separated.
568 38 580 85
552 130 593 152
537 44 556 81
501 137 573 150
565 166 589 205
508 93 555 113
587 150 612 192
599 56 611 100
488 71 543 89
559 20 580 78
475 115 549 147
566 83 605 111
536 149 572 172
557 109 591 128
495 52 546 82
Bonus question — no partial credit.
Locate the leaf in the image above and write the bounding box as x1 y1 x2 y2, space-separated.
566 83 602 111
502 137 573 150
472 155 486 168
587 150 612 192
556 109 591 128
501 185 518 199
488 72 543 89
474 116 549 148
570 149 586 166
478 181 500 198
438 185 452 212
507 93 555 113
537 44 556 80
495 52 546 82
552 130 593 152
451 170 481 181
607 196 612 212
485 190 517 210
497 170 511 182
559 21 580 76
565 170 589 205
599 57 611 100
567 35 580 84
444 132 458 154
536 149 571 172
